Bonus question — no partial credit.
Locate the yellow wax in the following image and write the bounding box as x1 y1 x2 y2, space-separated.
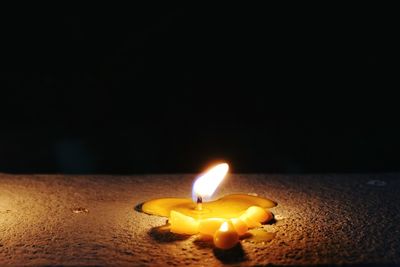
230 218 248 236
169 210 199 235
198 218 226 236
142 194 276 220
213 221 239 250
239 206 273 228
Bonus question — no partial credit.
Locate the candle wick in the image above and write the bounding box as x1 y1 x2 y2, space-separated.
196 196 203 211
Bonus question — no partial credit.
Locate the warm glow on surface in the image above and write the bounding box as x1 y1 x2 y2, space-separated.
192 163 229 202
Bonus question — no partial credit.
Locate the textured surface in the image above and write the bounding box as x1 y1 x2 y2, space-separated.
0 173 399 266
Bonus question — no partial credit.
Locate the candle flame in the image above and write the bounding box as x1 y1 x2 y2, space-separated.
192 163 229 202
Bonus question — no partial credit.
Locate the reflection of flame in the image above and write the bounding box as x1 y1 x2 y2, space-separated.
219 221 229 232
192 163 229 202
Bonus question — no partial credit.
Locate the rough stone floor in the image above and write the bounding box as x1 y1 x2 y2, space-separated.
0 173 399 266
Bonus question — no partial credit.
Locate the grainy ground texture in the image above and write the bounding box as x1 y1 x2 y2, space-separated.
0 173 399 266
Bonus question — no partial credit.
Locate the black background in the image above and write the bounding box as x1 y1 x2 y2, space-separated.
0 6 398 174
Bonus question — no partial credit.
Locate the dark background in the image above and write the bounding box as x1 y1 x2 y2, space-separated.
0 6 398 174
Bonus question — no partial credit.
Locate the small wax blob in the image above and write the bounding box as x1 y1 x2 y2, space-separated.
240 206 273 228
213 221 239 250
198 218 226 236
169 210 199 235
246 229 275 243
230 218 248 236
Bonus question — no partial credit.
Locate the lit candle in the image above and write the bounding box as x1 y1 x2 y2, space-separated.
141 163 277 249
142 193 275 219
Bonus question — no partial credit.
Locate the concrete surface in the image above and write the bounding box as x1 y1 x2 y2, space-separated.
0 173 399 266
